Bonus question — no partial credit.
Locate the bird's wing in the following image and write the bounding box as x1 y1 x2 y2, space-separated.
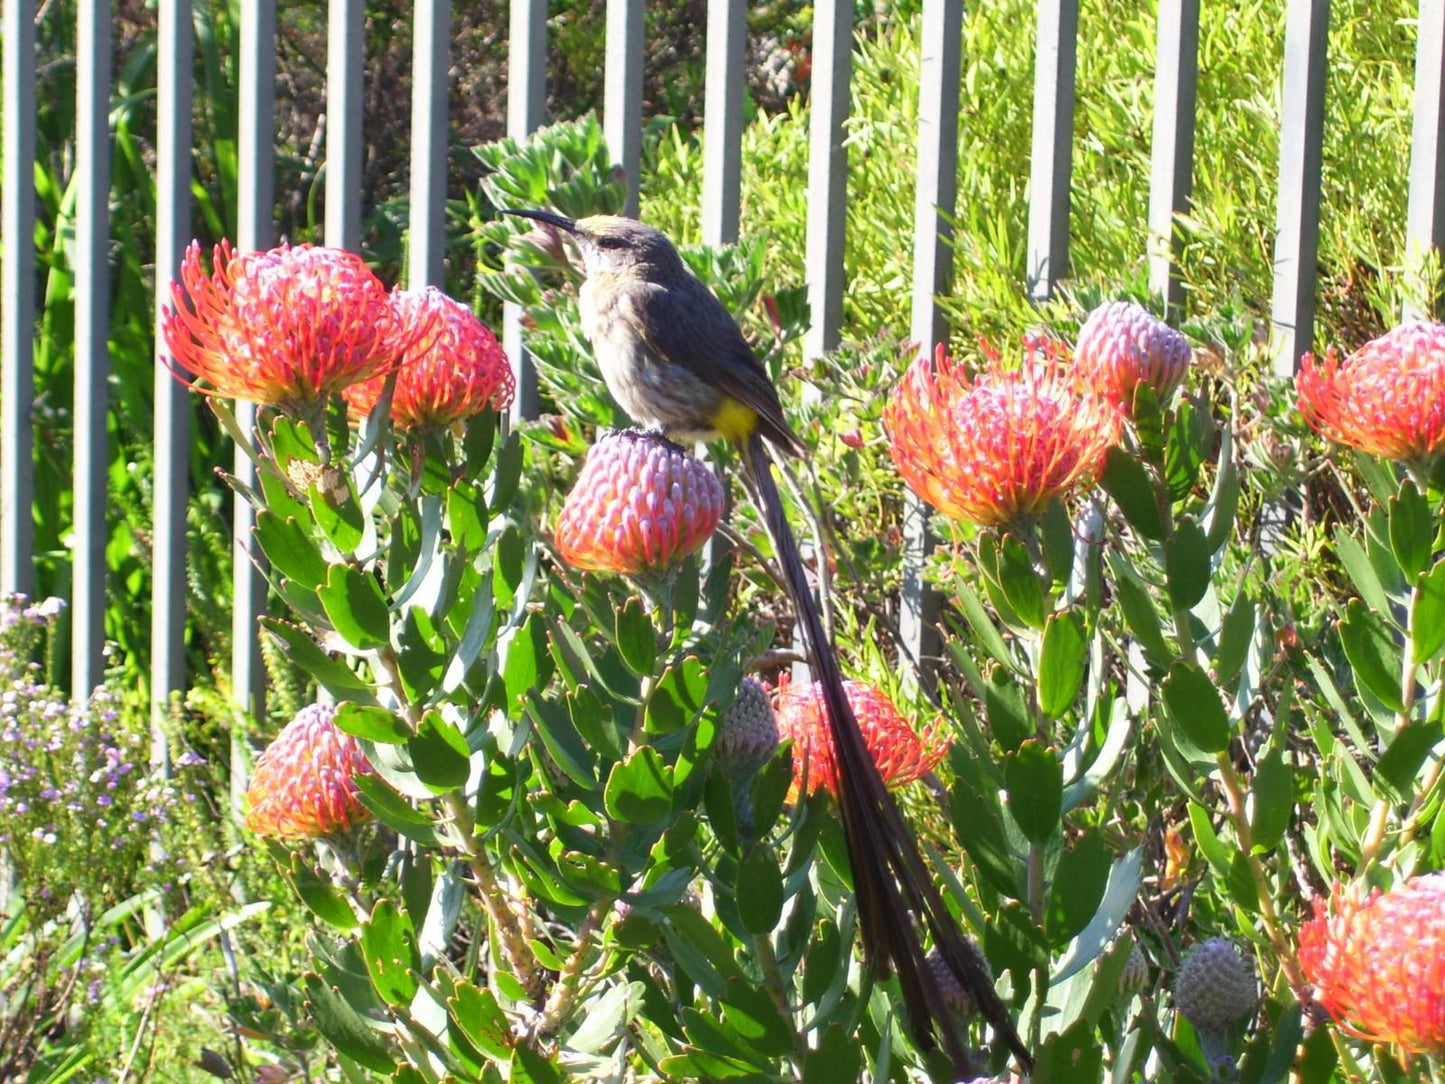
615 276 804 455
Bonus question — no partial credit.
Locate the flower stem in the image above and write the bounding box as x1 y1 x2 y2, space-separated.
532 899 606 1037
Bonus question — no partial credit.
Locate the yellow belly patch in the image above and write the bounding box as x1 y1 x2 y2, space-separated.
710 397 759 442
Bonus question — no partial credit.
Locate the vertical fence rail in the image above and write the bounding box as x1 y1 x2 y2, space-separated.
234 0 275 746
899 0 964 686
151 0 194 759
1 0 37 599
1406 0 1445 319
702 0 746 247
1026 0 1078 300
803 0 851 369
605 0 645 218
326 0 365 252
73 1 113 696
505 0 547 423
409 0 450 288
1147 0 1200 316
1270 0 1330 375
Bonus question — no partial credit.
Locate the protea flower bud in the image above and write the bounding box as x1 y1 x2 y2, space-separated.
1299 874 1445 1056
343 286 514 428
885 340 1122 527
555 430 725 576
1072 301 1192 413
927 941 993 1019
1174 938 1256 1032
163 241 408 412
771 678 948 797
1297 321 1445 463
1118 941 1150 999
244 703 375 840
716 678 779 777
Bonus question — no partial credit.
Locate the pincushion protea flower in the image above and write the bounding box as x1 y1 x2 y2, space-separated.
343 286 514 428
772 678 948 797
244 703 375 840
1297 322 1445 463
555 430 725 575
1072 300 1192 412
1299 874 1445 1055
885 341 1123 527
1174 938 1256 1032
163 241 407 411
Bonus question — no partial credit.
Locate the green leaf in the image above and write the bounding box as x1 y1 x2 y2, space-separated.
615 596 657 675
318 564 392 651
1045 831 1110 945
720 977 794 1058
407 711 472 793
748 746 793 837
1038 611 1088 718
303 973 394 1071
1164 398 1211 501
736 846 784 934
493 524 525 611
1411 559 1445 663
310 472 366 554
509 1045 563 1084
998 532 1046 629
984 665 1031 753
1248 745 1293 850
1188 800 1232 877
1004 740 1062 844
261 619 376 702
802 1023 862 1084
1376 723 1444 802
1164 515 1210 611
278 849 358 931
1100 447 1165 540
489 432 524 513
446 479 488 553
604 746 672 824
954 574 1017 670
502 613 551 713
359 900 420 1007
1107 553 1173 666
1334 524 1393 617
334 702 411 744
1204 426 1240 552
1338 599 1407 713
526 698 597 790
1212 594 1256 688
1034 1018 1103 1084
1388 479 1433 582
1162 661 1231 753
255 511 329 590
353 775 438 845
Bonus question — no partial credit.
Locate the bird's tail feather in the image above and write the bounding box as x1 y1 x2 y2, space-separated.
742 432 1033 1075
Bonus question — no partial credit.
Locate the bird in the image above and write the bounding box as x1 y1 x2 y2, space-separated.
502 209 1032 1076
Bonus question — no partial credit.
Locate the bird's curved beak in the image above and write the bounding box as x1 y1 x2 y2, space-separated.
500 208 578 233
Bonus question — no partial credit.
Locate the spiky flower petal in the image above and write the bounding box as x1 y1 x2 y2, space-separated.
555 430 725 575
1072 301 1192 412
771 679 948 797
1297 322 1445 463
1299 875 1445 1055
1174 938 1256 1032
163 241 406 410
244 703 374 840
885 341 1123 527
343 286 513 428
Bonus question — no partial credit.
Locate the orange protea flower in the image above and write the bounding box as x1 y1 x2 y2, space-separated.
885 341 1123 527
555 430 725 575
1072 300 1192 413
1297 322 1445 463
162 240 404 411
772 678 948 797
343 286 514 428
244 703 375 840
1299 875 1445 1056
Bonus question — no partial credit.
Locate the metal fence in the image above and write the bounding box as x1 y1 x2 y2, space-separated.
2 0 1444 728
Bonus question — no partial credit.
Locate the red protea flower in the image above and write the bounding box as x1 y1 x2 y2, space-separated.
244 703 375 840
1299 875 1445 1055
554 430 725 575
343 286 514 428
1297 322 1445 463
772 678 948 797
1072 300 1192 412
162 240 405 411
885 341 1123 527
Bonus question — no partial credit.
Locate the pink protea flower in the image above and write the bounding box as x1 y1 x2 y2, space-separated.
772 678 948 797
1297 322 1445 463
1299 874 1445 1056
554 430 725 576
885 341 1123 527
343 286 514 428
1072 300 1192 412
163 241 408 411
244 703 375 840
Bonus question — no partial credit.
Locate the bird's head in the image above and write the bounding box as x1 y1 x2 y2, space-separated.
501 210 684 278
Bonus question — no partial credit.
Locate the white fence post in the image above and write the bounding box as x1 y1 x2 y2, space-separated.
409 0 451 288
1027 0 1079 300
